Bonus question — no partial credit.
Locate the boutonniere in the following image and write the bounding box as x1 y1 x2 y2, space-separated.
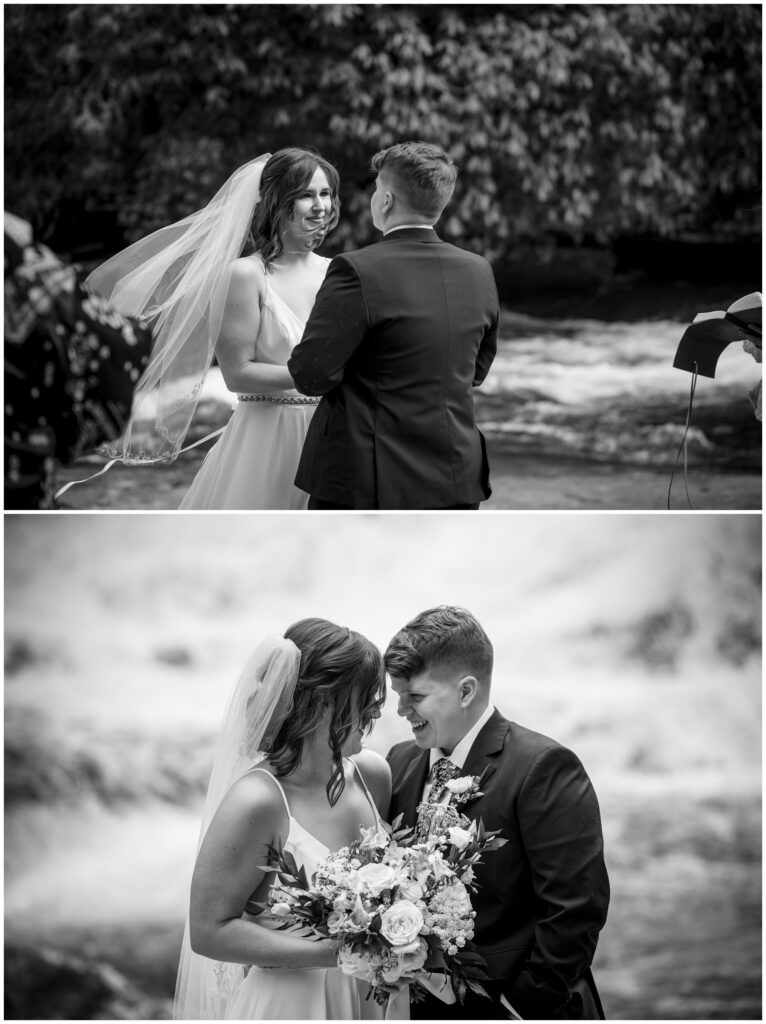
444 766 491 807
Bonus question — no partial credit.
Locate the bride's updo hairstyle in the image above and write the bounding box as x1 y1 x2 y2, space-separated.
247 148 341 268
267 617 385 806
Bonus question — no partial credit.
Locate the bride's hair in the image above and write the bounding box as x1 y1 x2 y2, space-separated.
246 148 341 267
266 617 385 805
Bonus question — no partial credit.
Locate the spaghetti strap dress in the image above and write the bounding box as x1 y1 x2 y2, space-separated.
224 759 408 1020
179 262 327 510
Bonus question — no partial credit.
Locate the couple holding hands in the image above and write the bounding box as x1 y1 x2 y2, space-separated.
176 607 609 1020
88 142 499 510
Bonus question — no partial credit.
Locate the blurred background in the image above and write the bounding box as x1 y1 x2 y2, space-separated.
4 513 762 1019
5 4 762 509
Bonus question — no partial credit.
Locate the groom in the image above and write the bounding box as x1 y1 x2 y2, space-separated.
287 142 499 509
385 607 610 1020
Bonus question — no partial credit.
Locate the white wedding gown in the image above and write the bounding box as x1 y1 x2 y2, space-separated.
179 266 324 510
225 761 409 1021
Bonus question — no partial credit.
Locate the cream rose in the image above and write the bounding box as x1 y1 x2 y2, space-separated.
337 947 376 982
380 899 424 947
396 877 425 902
381 936 429 982
397 936 429 974
355 861 397 894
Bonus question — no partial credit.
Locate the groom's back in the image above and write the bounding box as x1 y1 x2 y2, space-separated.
289 228 499 509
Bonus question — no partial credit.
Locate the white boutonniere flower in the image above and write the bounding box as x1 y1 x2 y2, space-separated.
444 770 488 807
445 776 476 796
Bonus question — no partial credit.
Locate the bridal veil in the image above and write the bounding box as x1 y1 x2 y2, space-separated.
173 635 301 1019
85 155 271 464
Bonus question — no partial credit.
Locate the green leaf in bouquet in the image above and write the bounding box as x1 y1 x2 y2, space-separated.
451 949 488 968
279 847 303 879
464 977 491 999
390 812 404 831
453 974 468 1004
461 965 491 981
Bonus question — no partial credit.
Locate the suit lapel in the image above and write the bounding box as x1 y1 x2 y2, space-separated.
461 709 510 788
394 746 430 828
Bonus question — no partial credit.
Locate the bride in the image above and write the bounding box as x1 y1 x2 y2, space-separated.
175 619 407 1020
86 148 339 509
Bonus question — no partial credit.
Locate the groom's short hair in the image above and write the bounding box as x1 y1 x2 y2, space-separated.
385 605 493 684
371 142 458 220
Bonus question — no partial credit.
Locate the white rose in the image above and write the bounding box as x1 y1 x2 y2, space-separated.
445 776 475 795
270 902 292 917
356 861 397 894
337 947 377 982
380 899 424 947
381 957 405 983
397 937 429 975
396 877 425 902
447 826 472 851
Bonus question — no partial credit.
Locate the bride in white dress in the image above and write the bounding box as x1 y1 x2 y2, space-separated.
174 620 408 1020
85 149 339 509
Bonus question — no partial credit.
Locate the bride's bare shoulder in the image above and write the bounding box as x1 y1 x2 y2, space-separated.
352 749 391 810
217 767 288 831
227 255 268 295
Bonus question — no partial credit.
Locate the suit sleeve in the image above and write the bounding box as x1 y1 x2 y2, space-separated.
504 747 610 1019
473 266 499 387
287 255 368 396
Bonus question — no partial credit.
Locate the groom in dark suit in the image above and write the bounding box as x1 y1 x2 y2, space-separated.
287 142 499 509
385 606 610 1020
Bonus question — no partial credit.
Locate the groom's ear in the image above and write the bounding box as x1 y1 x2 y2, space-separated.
458 676 479 707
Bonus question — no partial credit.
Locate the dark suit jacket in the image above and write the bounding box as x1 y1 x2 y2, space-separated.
287 228 499 509
387 711 610 1020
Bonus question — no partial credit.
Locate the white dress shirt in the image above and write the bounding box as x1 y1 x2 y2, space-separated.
422 704 496 802
383 223 435 235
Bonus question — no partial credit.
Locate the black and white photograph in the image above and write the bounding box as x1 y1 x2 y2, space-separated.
4 514 761 1020
4 3 761 511
3 4 763 1024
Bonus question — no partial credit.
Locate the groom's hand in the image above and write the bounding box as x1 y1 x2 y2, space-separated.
288 256 367 396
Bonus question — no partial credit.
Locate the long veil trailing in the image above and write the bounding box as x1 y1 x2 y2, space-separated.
85 155 271 464
173 635 302 1019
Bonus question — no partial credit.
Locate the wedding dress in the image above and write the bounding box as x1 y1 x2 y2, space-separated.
179 263 326 510
224 761 402 1020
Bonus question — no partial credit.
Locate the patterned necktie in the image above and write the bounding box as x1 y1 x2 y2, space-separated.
415 757 462 840
428 757 461 802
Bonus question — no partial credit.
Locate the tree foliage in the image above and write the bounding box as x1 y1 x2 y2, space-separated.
4 4 761 261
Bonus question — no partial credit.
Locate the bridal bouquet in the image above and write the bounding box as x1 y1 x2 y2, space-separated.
258 807 506 1006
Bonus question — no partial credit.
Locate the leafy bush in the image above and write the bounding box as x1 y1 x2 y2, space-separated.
5 5 761 260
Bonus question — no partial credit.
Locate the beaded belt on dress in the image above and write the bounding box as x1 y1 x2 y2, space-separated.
237 393 320 406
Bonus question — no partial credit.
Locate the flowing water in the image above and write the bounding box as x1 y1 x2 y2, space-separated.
478 314 761 468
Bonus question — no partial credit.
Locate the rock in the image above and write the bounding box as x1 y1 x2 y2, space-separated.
4 943 171 1019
